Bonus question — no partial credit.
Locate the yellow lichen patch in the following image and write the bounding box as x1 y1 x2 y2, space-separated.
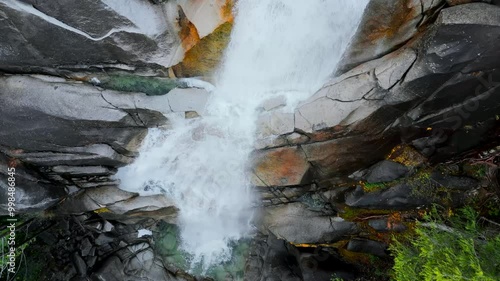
172 21 233 78
178 9 201 52
94 207 110 214
291 242 341 248
387 144 426 167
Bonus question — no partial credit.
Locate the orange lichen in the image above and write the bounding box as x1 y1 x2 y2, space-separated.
253 147 309 186
172 21 233 77
365 0 419 42
219 0 234 23
177 8 201 52
386 212 403 230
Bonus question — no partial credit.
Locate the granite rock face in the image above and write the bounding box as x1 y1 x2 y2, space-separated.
0 75 176 215
1 1 500 281
0 0 234 77
254 2 500 187
0 0 183 70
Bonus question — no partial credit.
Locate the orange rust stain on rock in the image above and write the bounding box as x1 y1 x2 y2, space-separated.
173 21 232 77
366 0 419 42
178 9 201 52
254 147 310 186
219 0 234 23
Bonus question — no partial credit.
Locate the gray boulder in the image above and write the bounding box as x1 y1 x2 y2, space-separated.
0 0 183 71
365 160 409 183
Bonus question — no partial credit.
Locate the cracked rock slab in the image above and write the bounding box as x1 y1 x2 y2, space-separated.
337 0 442 73
294 72 378 133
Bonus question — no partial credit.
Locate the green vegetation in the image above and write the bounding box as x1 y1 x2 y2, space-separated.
0 216 42 281
362 182 388 192
98 74 184 96
390 206 500 281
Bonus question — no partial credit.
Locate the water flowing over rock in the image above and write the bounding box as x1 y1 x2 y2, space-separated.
115 0 369 271
1 0 500 280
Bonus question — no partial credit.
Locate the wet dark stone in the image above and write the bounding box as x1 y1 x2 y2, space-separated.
345 185 429 210
91 256 126 281
347 238 388 257
38 231 58 246
86 256 98 268
80 238 93 257
369 219 407 233
430 172 478 191
365 160 409 183
95 233 115 246
71 252 87 277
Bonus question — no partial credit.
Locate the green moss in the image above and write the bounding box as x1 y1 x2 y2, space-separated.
362 182 388 192
464 163 488 180
98 74 184 96
173 22 233 77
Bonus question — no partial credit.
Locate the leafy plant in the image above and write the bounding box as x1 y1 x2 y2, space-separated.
390 206 500 281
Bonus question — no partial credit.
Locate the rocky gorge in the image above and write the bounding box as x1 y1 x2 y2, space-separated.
1 0 500 280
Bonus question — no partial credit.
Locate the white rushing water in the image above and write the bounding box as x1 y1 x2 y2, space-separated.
116 0 368 271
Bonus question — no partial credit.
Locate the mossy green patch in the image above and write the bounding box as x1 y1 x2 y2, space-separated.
464 163 488 180
172 22 233 77
98 74 184 96
362 182 388 192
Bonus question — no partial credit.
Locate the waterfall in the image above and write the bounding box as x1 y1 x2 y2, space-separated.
116 0 368 272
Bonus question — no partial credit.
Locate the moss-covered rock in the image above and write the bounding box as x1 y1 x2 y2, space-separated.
95 74 186 96
172 22 233 78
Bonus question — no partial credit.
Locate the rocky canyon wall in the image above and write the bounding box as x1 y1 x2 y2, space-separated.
1 0 499 280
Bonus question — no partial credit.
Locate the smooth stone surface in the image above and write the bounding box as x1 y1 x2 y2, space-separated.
346 238 388 257
262 202 359 244
0 0 183 69
365 160 409 183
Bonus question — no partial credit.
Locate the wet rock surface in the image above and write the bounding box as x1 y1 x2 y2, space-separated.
1 1 500 281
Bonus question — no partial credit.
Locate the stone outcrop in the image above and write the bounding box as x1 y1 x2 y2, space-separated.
0 74 209 216
253 2 500 187
0 0 234 77
1 1 500 281
337 0 445 73
0 0 182 70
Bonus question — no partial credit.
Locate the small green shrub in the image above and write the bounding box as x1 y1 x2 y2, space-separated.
390 207 500 281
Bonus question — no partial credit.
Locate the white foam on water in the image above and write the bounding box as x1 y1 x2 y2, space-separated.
116 0 368 272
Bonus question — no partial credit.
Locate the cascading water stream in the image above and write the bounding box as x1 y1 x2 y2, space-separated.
116 0 368 272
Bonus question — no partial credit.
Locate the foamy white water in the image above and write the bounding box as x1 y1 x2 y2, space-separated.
116 0 368 271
